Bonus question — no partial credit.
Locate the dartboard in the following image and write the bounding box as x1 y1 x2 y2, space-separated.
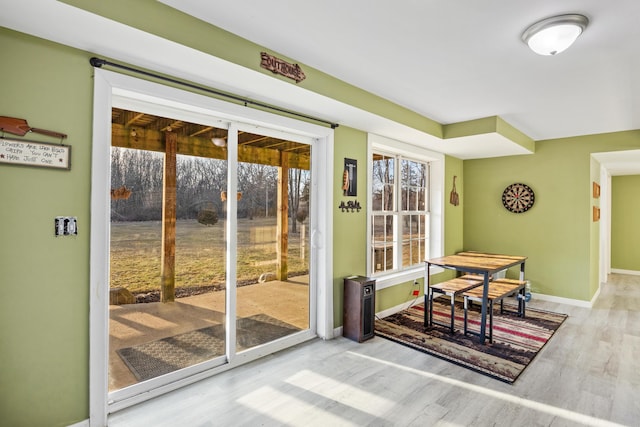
502 183 535 213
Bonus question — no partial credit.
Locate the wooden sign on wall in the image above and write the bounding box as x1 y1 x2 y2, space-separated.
0 138 71 170
260 52 306 83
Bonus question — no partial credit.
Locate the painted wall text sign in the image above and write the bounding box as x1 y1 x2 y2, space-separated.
260 52 306 83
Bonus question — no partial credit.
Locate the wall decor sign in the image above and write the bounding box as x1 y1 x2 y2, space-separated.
342 158 357 196
260 52 306 83
0 138 71 170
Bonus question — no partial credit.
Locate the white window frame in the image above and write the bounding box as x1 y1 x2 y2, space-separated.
367 134 444 290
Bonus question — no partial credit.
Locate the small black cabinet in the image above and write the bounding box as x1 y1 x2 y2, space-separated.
343 276 376 342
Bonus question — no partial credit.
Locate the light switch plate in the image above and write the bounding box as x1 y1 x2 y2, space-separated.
55 216 78 236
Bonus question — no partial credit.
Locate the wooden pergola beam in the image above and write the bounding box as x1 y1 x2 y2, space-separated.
161 131 177 303
111 124 310 170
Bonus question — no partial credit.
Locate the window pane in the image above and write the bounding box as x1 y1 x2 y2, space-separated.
372 154 394 211
401 159 428 212
402 214 428 268
372 214 394 273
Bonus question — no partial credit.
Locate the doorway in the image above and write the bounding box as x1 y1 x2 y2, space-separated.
90 69 333 422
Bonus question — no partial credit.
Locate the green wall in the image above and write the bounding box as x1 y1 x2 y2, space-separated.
0 29 93 427
611 175 640 271
61 0 443 139
464 132 640 301
332 126 369 326
0 24 459 425
3 3 640 425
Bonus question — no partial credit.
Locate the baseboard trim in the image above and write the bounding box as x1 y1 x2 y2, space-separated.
376 298 423 320
67 419 89 427
531 292 593 308
611 268 640 276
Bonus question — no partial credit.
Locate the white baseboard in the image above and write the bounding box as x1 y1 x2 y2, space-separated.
376 298 423 319
67 420 89 427
332 326 343 338
611 268 640 276
531 292 594 308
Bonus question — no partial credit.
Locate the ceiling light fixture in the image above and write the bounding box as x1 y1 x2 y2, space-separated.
522 14 589 56
211 137 227 147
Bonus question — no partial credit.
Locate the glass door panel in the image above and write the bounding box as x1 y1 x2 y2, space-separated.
108 108 228 391
234 131 310 352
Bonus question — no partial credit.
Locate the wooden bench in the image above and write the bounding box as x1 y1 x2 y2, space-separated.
427 277 483 332
462 278 526 343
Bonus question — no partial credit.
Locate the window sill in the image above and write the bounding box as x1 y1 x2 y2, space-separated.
373 265 444 290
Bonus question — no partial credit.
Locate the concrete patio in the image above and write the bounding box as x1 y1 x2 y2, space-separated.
109 276 310 390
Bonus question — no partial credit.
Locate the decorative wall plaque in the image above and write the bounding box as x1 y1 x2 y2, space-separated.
260 52 306 83
0 137 71 170
343 158 357 196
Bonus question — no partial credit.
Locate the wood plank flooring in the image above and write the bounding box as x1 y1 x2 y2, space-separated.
108 274 639 427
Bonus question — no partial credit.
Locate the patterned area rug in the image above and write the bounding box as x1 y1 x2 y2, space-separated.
117 314 300 381
375 300 567 383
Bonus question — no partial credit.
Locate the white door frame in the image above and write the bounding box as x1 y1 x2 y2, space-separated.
90 69 334 426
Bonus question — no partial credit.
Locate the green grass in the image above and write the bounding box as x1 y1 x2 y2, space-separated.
110 218 309 293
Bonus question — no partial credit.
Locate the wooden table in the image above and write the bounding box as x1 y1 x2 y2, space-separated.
424 251 527 344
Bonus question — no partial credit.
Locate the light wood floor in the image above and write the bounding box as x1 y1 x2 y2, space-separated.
109 274 639 427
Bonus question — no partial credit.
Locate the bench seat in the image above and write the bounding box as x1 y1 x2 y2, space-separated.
462 278 526 343
427 277 483 332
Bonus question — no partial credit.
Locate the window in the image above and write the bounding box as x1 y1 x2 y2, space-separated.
368 134 444 286
371 153 429 273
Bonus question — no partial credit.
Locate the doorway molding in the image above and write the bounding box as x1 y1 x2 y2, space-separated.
592 150 640 285
90 69 334 426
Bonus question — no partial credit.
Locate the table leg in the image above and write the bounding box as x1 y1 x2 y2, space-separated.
424 262 430 327
520 262 526 317
479 271 490 344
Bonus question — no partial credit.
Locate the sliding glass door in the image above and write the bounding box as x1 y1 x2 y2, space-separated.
106 109 312 394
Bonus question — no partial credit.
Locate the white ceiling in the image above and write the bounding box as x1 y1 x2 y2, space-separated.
160 0 640 142
1 0 639 166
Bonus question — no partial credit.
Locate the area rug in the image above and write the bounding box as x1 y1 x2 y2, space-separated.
375 301 567 383
117 314 299 381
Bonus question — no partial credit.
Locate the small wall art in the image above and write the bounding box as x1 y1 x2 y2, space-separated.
342 158 357 196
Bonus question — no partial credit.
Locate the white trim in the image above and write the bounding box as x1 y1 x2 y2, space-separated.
530 291 597 308
375 297 424 319
226 123 238 362
89 70 113 427
67 419 90 427
599 168 611 283
611 268 640 276
90 69 334 421
374 265 444 291
366 133 445 281
312 133 335 339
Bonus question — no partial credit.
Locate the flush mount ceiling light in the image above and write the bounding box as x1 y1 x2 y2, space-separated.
211 137 227 147
522 14 589 56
